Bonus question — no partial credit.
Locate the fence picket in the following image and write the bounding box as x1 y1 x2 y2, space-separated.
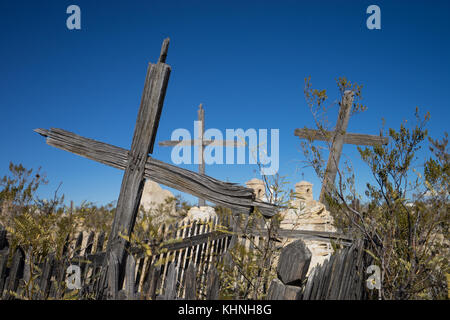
206 265 219 300
125 254 136 299
37 253 55 300
184 262 197 300
4 247 25 299
0 209 366 301
163 263 177 300
107 252 119 300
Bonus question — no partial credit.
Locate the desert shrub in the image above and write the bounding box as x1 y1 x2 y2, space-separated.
301 77 449 299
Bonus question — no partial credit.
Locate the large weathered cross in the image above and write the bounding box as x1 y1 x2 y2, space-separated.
34 39 276 296
294 90 388 205
159 104 245 206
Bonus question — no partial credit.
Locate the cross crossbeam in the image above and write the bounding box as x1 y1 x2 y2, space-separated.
159 104 245 206
34 128 275 216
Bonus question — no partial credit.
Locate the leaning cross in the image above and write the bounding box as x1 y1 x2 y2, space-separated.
294 90 388 205
100 38 170 293
159 104 244 206
34 39 277 297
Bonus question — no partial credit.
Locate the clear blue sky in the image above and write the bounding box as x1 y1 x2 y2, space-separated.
1 0 449 206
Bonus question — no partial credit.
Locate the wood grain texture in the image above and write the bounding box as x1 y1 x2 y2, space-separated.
283 285 302 300
125 254 136 300
105 47 171 290
0 225 7 250
184 262 197 300
107 252 119 300
164 263 177 300
37 254 55 300
34 128 278 217
294 128 388 146
206 265 219 300
267 278 285 300
300 241 370 300
276 239 311 286
158 38 170 64
0 249 8 295
197 104 206 206
320 91 353 203
294 90 389 206
4 247 24 299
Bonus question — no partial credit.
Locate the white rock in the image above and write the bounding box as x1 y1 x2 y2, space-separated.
184 206 217 222
280 181 336 273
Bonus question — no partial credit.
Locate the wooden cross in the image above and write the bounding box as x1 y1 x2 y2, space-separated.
34 39 276 297
294 90 388 205
159 104 245 207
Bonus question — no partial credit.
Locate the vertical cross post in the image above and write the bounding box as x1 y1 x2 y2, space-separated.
295 90 387 208
319 90 354 204
159 105 245 207
197 104 206 206
100 38 171 295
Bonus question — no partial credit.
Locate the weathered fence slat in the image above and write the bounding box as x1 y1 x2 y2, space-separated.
0 225 7 250
36 254 55 300
184 262 197 300
206 265 219 300
0 248 9 295
297 241 369 300
74 232 84 258
266 239 311 300
163 263 177 300
142 263 160 300
267 278 285 300
4 247 25 299
107 252 119 300
34 128 277 217
125 254 136 300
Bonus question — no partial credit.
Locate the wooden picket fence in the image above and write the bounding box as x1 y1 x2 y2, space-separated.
0 211 368 300
301 241 372 300
0 212 272 300
266 240 373 300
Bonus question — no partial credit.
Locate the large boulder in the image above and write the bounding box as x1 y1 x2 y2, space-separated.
139 180 178 224
279 181 336 273
277 239 311 286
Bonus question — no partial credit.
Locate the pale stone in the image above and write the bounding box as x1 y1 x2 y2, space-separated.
295 181 313 201
183 206 217 222
139 179 178 224
279 181 336 274
290 181 314 208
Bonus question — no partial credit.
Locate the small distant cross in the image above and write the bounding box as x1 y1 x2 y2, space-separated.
159 104 244 206
294 90 388 206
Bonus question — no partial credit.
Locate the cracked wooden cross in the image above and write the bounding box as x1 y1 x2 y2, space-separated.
294 90 388 206
159 104 245 206
34 38 276 296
